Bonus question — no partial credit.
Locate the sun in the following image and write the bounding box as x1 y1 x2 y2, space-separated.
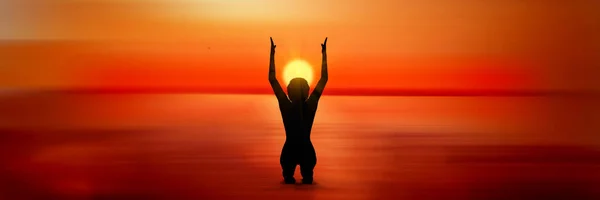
283 59 314 86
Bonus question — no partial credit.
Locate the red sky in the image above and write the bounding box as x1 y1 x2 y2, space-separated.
1 0 599 94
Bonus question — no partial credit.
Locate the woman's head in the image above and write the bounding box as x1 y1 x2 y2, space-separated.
287 78 310 102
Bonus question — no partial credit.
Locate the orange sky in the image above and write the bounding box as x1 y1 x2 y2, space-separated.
1 0 599 94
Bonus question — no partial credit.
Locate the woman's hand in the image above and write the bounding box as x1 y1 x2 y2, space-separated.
321 37 327 54
270 37 276 54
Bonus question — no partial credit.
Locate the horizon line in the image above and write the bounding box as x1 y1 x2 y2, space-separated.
9 87 598 97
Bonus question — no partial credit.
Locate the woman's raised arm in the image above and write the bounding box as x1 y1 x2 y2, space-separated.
309 37 329 103
268 37 288 103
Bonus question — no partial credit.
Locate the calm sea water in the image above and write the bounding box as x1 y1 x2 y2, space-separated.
0 93 599 199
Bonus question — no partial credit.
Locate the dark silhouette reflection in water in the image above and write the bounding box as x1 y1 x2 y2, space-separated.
268 37 329 184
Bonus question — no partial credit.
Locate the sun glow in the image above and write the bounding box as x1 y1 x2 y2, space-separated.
283 59 314 86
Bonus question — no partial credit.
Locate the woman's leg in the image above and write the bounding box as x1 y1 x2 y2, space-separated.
299 149 317 184
280 148 297 184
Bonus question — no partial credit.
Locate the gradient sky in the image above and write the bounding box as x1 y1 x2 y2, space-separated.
1 0 599 93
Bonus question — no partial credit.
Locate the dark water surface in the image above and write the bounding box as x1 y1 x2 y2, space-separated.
1 93 599 199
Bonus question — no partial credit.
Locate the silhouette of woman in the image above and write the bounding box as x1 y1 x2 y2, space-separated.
269 37 328 184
